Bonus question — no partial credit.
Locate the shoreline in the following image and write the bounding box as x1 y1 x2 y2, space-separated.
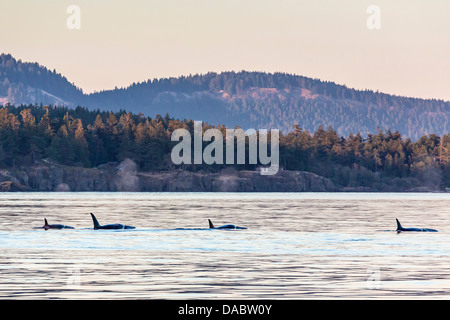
0 161 446 193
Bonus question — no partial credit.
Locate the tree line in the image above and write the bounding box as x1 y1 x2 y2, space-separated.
0 104 449 190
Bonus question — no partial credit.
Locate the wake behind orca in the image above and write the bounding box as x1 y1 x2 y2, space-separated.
396 218 438 233
90 213 135 230
208 219 247 230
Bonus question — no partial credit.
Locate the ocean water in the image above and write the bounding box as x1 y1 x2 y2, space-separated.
1 192 450 299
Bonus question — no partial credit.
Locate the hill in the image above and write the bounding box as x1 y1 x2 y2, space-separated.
1 53 449 140
0 54 84 106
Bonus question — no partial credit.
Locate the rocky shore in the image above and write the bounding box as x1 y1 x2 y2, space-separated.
0 159 337 192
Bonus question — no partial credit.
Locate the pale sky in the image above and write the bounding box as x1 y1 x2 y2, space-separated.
1 0 449 100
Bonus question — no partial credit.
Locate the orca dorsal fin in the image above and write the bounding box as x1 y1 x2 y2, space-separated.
44 218 49 226
396 218 403 231
90 213 100 229
208 219 215 229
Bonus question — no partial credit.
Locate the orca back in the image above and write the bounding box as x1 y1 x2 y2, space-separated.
208 219 247 230
396 218 438 232
216 224 236 230
90 213 135 230
43 218 73 230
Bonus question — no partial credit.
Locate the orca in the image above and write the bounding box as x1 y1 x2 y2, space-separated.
42 218 74 230
208 219 247 230
396 218 438 233
90 213 135 230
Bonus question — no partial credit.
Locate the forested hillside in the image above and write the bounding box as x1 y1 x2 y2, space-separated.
0 54 83 106
0 105 449 191
1 53 449 140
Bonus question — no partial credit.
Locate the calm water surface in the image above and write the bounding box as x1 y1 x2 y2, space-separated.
1 192 450 299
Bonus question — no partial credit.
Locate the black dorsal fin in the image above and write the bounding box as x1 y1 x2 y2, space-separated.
208 219 215 229
90 213 100 229
396 218 403 231
44 218 49 226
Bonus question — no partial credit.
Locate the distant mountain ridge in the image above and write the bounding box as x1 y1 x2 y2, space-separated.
1 53 449 140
